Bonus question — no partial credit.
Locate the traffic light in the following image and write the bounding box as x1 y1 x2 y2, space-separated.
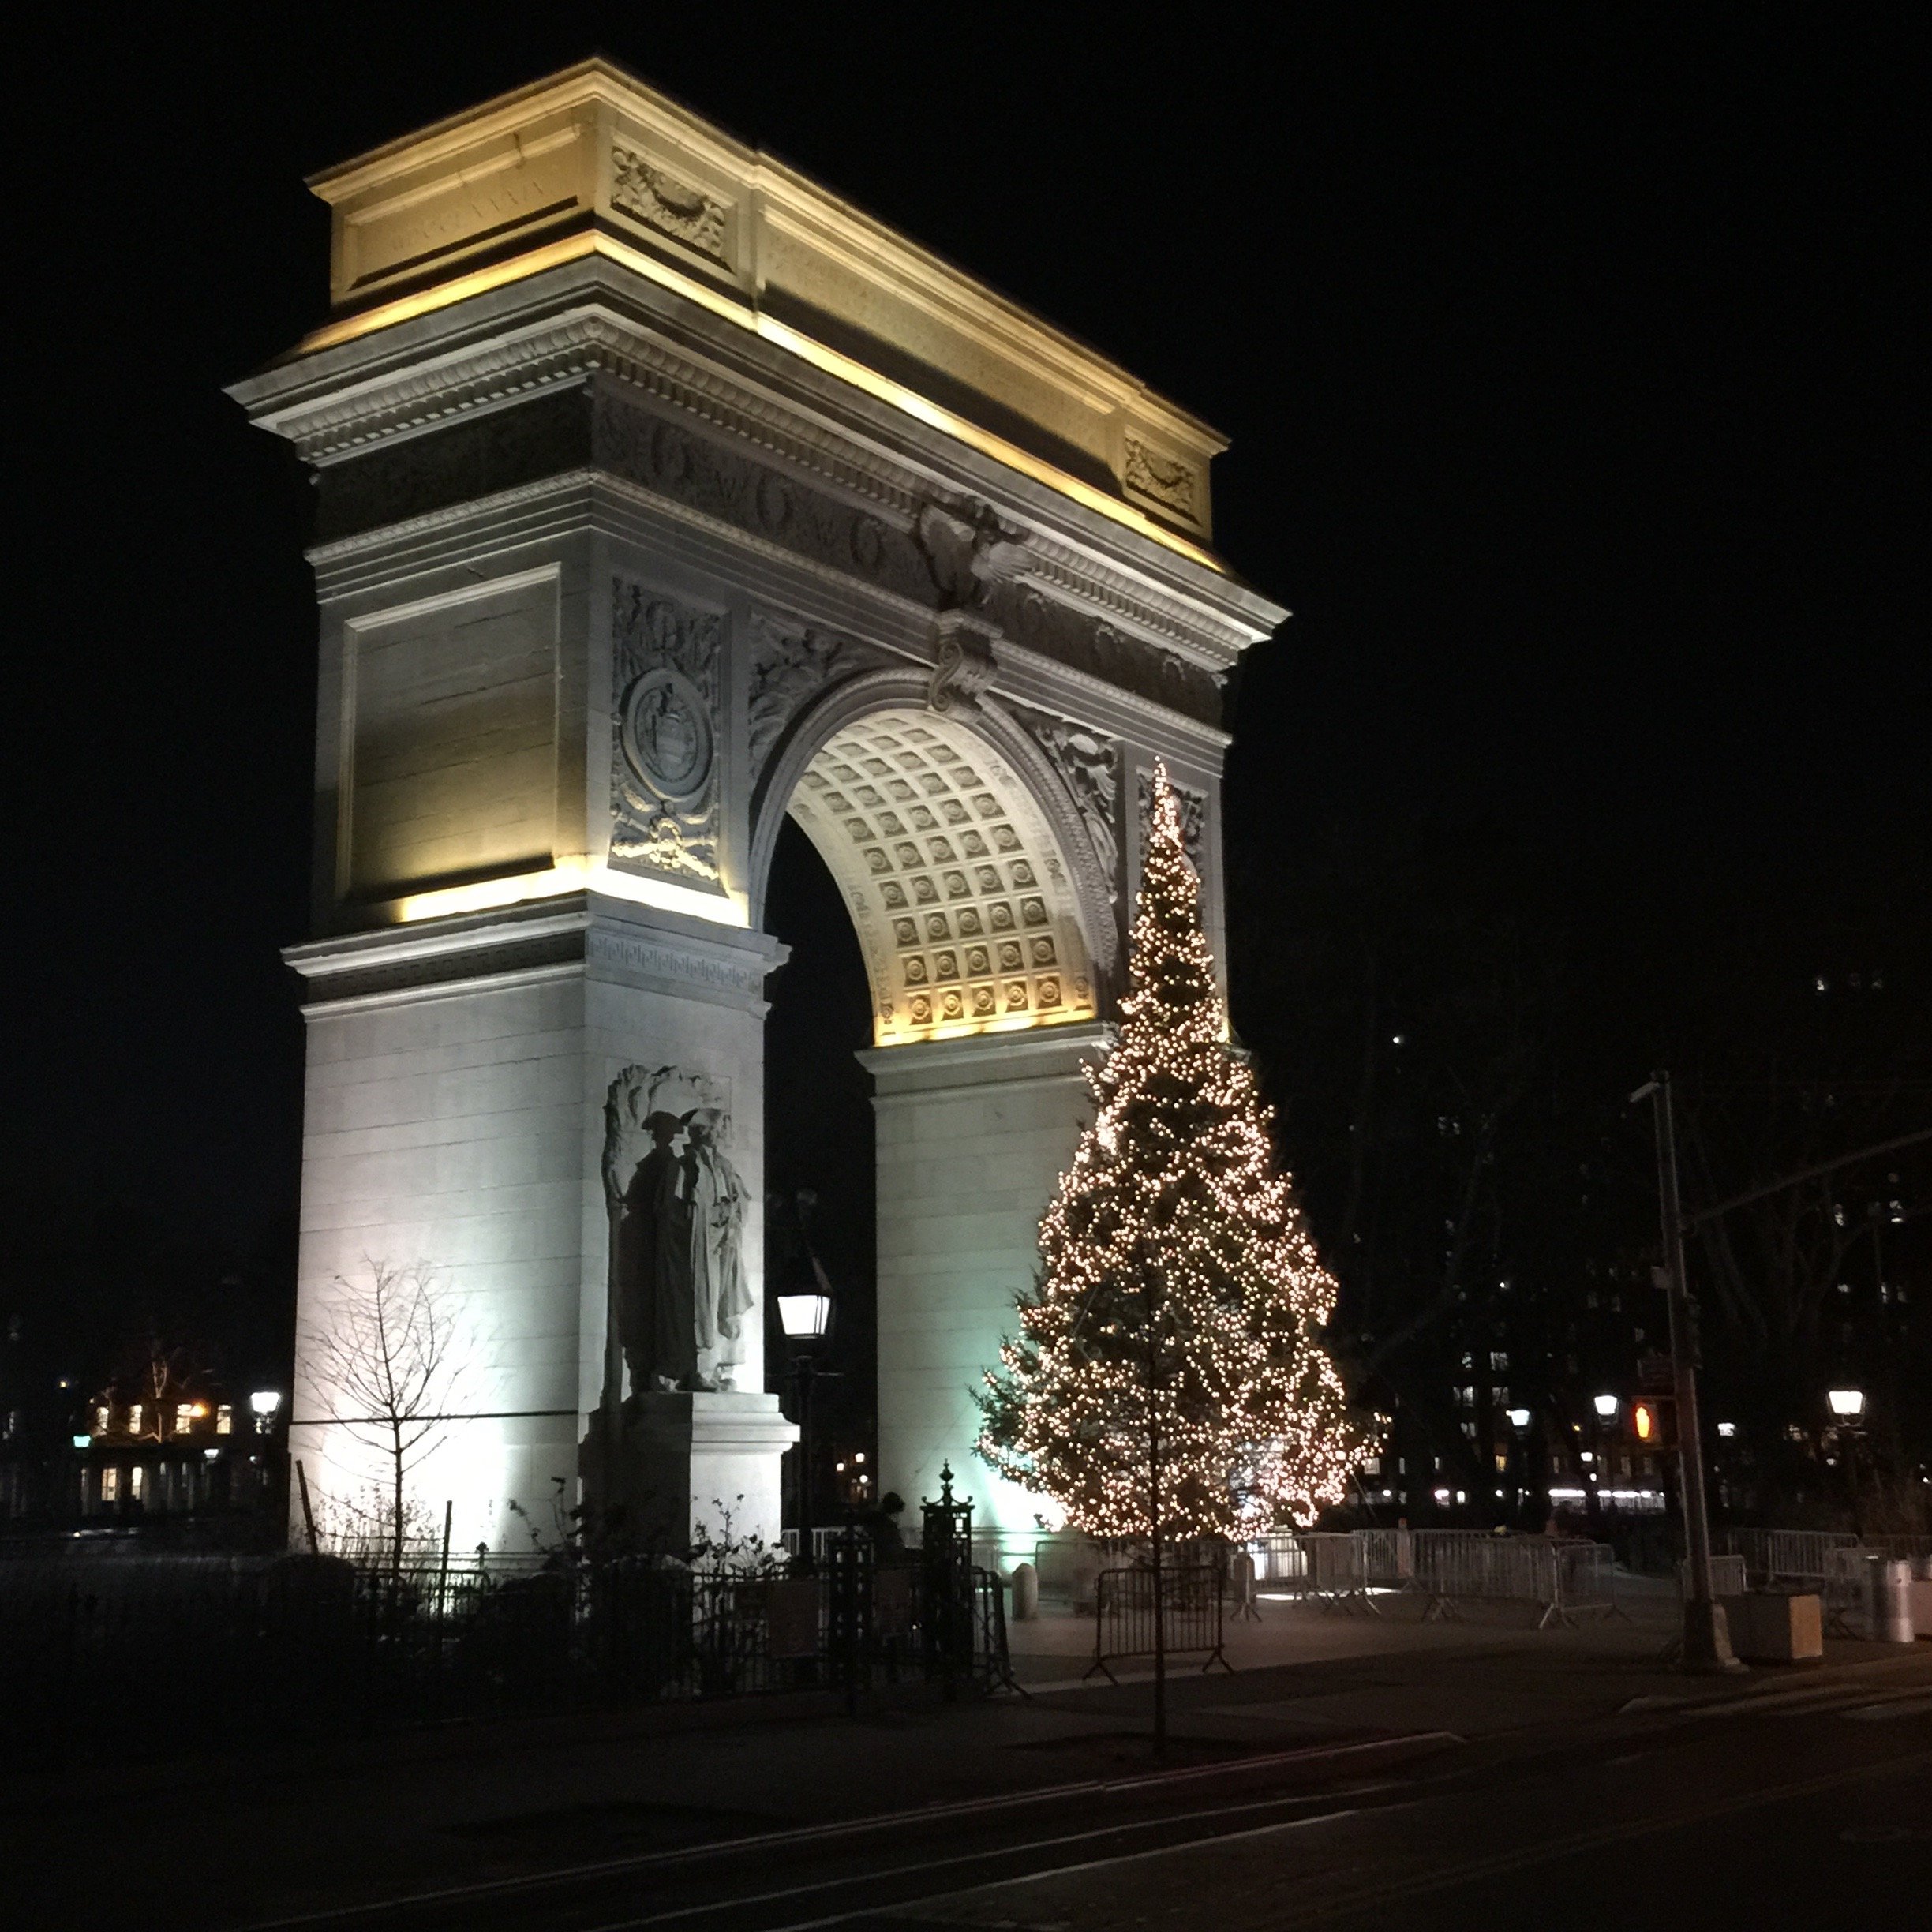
1630 1396 1676 1450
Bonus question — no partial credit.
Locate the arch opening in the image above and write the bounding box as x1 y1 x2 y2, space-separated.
780 706 1101 1048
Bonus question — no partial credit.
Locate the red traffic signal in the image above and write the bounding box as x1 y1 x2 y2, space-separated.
1630 1397 1676 1449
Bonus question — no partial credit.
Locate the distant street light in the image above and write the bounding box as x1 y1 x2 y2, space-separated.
1593 1393 1619 1420
1507 1408 1532 1429
1827 1387 1866 1419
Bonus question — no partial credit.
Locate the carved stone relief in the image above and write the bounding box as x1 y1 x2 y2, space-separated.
927 617 998 717
591 392 936 607
1010 702 1122 904
1122 435 1200 522
1136 767 1208 872
601 1065 751 1398
915 500 1029 610
611 581 724 886
747 616 878 775
987 578 1222 726
317 389 1226 732
611 148 729 265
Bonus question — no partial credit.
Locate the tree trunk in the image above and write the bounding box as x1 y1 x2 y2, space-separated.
391 1421 405 1580
1149 1387 1166 1758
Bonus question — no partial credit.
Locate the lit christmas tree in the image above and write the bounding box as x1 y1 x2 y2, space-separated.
979 766 1379 1541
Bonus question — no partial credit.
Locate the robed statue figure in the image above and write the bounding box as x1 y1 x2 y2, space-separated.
682 1107 753 1382
615 1110 695 1391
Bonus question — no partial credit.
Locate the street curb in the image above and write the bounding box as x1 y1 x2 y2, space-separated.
234 1729 1464 1930
1617 1645 1932 1718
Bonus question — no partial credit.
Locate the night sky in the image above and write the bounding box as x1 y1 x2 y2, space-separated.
4 13 1923 1286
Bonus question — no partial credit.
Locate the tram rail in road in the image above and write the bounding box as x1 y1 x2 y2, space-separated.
236 1733 1458 1932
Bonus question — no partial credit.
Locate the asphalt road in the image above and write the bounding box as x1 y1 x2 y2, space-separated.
226 1663 1930 1932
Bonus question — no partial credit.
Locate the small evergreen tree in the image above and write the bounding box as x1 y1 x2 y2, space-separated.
979 767 1378 1541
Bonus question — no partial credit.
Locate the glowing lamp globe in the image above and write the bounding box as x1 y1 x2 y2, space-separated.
1507 1408 1531 1429
1827 1388 1866 1419
1593 1394 1619 1421
777 1294 832 1344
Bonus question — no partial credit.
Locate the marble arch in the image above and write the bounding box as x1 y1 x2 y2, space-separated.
236 62 1285 1555
750 672 1118 1046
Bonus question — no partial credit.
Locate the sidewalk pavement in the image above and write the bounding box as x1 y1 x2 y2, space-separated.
9 1574 1926 1929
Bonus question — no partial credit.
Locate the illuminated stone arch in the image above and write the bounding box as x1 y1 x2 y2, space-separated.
749 669 1118 1048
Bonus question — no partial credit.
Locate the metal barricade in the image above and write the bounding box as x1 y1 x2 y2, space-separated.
1410 1532 1613 1625
1681 1553 1749 1599
1086 1563 1230 1682
1301 1531 1375 1612
1248 1532 1309 1591
1722 1528 1859 1589
1544 1541 1618 1627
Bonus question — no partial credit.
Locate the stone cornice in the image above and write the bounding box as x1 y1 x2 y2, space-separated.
286 892 786 1016
233 271 1282 671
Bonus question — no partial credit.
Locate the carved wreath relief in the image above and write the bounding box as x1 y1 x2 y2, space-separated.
1122 435 1200 522
611 148 729 265
611 581 723 886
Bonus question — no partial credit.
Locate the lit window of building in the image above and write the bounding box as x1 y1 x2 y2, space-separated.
127 1403 143 1438
94 1405 110 1436
215 1405 232 1436
129 1466 144 1502
100 1467 120 1504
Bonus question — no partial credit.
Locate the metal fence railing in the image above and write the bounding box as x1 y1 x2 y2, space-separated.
1085 1564 1230 1683
0 1530 1013 1766
1683 1554 1750 1598
1245 1530 1617 1626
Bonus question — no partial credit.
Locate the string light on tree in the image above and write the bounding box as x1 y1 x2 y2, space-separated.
979 764 1380 1540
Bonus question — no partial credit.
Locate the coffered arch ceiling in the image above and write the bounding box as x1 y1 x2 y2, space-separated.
782 706 1100 1049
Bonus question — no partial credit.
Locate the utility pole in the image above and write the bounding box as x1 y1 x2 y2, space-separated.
1633 1073 1743 1674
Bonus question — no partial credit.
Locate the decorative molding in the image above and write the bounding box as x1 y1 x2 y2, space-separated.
990 578 1221 725
927 616 998 717
1122 434 1199 522
610 582 724 889
592 390 937 610
1009 702 1121 906
241 294 1279 667
586 929 770 1009
1136 767 1208 871
610 148 729 265
746 616 875 777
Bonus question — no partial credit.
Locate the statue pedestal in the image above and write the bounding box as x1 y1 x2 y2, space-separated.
604 1391 797 1556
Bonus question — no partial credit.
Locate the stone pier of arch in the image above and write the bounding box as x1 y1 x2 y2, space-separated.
235 62 1285 1556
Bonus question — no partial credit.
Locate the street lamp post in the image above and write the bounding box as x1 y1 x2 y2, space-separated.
777 1266 833 1567
1828 1387 1866 1537
1632 1073 1743 1674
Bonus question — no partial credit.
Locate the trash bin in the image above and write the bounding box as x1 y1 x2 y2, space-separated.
1869 1556 1915 1644
1011 1561 1039 1621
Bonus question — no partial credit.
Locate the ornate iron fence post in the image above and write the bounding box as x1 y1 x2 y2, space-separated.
921 1462 975 1697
